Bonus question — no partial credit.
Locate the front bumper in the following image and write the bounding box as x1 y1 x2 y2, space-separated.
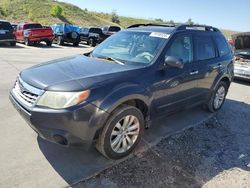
9 91 109 148
234 65 250 81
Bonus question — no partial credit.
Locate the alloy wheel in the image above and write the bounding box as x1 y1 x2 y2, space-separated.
214 86 226 109
110 115 140 153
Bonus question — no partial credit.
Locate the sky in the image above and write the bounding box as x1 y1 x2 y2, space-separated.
59 0 250 32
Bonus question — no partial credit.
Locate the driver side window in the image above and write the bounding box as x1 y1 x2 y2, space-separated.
165 35 193 63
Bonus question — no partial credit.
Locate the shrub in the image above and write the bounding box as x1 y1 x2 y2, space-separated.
155 18 163 22
50 5 63 17
0 7 6 16
186 18 194 25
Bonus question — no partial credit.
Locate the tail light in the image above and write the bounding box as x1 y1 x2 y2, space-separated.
24 30 31 37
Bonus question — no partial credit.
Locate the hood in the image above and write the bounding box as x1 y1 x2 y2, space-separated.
20 55 141 91
235 51 250 59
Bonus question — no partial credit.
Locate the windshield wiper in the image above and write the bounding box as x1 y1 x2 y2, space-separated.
96 56 125 65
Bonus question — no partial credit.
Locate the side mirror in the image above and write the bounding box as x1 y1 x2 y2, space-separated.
164 56 184 69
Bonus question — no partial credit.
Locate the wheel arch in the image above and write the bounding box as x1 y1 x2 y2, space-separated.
211 74 231 92
92 86 152 140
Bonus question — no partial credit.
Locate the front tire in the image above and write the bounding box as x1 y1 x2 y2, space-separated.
46 41 52 46
96 105 145 159
24 38 32 46
206 81 228 112
73 42 79 47
89 38 96 47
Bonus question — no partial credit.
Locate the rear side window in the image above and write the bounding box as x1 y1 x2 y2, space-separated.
194 35 216 61
214 36 230 56
81 28 88 33
102 27 108 32
109 26 121 32
165 35 193 63
23 24 42 30
0 22 12 30
89 28 102 34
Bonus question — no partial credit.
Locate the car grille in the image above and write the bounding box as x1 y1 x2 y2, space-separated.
12 77 44 107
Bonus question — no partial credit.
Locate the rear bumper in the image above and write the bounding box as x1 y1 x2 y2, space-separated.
29 36 54 42
234 67 250 81
9 91 109 148
0 38 16 43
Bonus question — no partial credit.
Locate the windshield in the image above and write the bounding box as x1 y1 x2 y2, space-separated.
92 31 168 65
0 22 13 30
109 26 121 32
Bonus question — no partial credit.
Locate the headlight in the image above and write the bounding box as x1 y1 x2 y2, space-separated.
36 90 90 109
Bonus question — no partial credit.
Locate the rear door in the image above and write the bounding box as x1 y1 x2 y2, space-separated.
191 34 218 100
15 25 23 41
80 28 88 40
193 34 230 100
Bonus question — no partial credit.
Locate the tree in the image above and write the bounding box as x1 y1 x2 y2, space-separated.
169 20 175 25
50 5 63 17
111 10 120 24
0 7 6 16
155 18 163 22
187 18 194 25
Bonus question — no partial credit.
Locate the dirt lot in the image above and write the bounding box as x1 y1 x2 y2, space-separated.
74 82 250 188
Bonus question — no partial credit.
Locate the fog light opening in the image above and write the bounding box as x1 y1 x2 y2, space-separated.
53 134 68 146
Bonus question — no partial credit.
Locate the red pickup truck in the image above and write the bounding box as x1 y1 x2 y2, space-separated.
15 23 54 46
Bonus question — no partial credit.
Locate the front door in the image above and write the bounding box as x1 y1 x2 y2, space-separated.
152 34 200 116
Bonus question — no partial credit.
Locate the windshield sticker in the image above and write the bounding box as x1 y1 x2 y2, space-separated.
150 32 170 39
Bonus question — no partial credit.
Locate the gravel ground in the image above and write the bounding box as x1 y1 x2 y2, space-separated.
73 98 250 188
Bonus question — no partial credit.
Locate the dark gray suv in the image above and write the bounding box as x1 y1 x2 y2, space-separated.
10 24 234 159
0 20 16 46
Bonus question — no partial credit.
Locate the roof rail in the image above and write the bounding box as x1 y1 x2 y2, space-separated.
176 24 220 32
127 23 176 29
127 23 220 33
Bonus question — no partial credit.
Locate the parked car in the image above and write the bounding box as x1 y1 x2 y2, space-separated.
15 23 54 46
10 24 234 159
51 23 80 46
100 25 121 39
79 27 105 47
232 32 250 81
0 20 16 46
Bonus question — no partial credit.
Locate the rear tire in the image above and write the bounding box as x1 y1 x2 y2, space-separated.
46 41 52 47
57 36 64 46
10 41 16 46
206 81 228 112
96 105 145 159
24 38 32 46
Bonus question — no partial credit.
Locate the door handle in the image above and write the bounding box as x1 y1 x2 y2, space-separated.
213 64 223 69
190 70 199 75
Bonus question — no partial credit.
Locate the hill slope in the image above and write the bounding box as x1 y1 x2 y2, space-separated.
0 0 237 37
0 0 115 26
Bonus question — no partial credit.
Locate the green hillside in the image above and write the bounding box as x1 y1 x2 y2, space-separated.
0 0 116 26
0 0 237 37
